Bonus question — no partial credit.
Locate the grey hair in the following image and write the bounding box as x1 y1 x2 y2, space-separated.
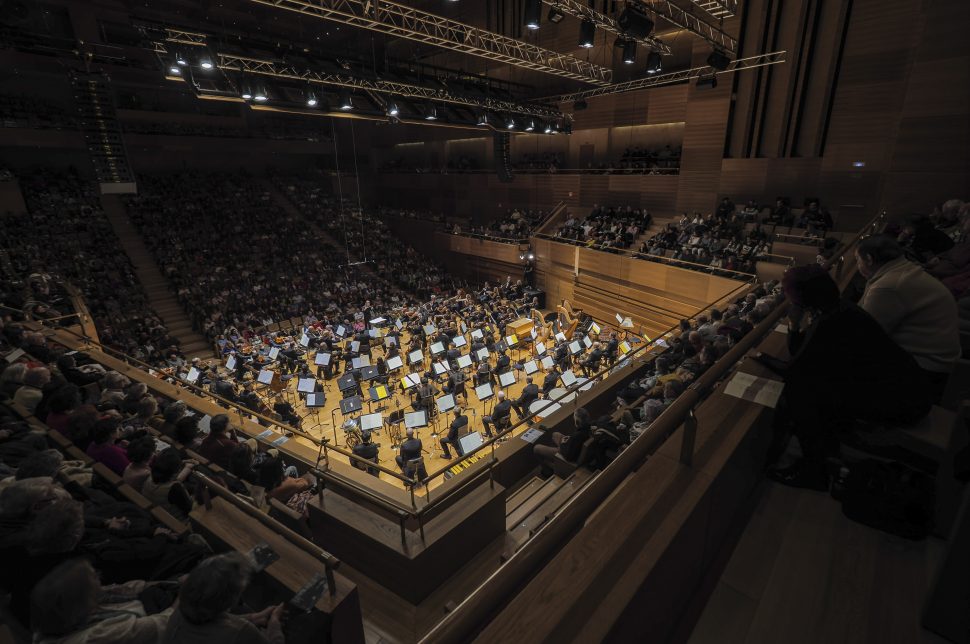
178 552 254 624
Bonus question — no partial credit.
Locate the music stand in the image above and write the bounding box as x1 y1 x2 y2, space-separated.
368 384 391 403
367 328 380 339
475 382 494 402
297 378 316 394
226 355 237 370
456 354 473 370
401 373 421 390
350 340 361 353
430 341 445 356
590 321 601 335
198 414 212 435
476 347 490 361
269 347 280 360
395 318 404 330
495 340 509 353
569 340 582 355
339 395 362 414
299 333 310 347
561 369 578 387
541 355 555 370
619 341 631 355
257 369 274 386
360 365 379 382
386 355 404 371
433 361 449 376
185 367 201 384
457 431 483 456
498 371 516 388
352 355 371 370
453 335 467 348
523 360 539 375
384 336 397 348
423 324 436 336
436 393 456 414
408 349 424 365
555 332 567 343
306 393 326 407
369 317 386 327
360 412 383 432
335 325 347 337
405 410 428 430
337 372 357 392
314 352 331 366
583 336 593 349
470 329 484 341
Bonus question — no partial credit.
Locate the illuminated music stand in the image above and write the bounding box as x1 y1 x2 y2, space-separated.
475 382 495 415
456 354 473 371
433 361 449 377
430 341 445 357
434 393 456 436
541 355 555 370
523 360 539 375
470 329 484 341
226 355 237 371
453 335 467 348
386 355 404 371
498 371 516 389
408 349 425 368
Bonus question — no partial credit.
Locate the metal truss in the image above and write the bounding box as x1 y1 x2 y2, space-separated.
247 0 612 86
158 27 208 47
540 0 671 55
549 50 785 102
217 53 563 118
623 0 737 54
686 0 738 19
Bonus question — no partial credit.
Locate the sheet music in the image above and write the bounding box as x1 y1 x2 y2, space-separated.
723 371 785 408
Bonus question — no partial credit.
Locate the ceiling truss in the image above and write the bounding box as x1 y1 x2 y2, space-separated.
550 50 786 102
686 0 738 20
540 0 671 55
624 0 738 54
247 0 613 86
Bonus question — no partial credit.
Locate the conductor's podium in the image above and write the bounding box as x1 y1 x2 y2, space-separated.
506 317 534 338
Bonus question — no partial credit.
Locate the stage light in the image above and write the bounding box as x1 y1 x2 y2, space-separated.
646 51 662 74
168 66 180 75
425 106 437 120
199 58 213 70
574 98 588 110
241 89 252 100
339 90 354 110
175 52 187 66
622 40 637 64
544 123 553 134
253 89 268 102
306 94 318 107
548 7 565 23
696 75 718 89
507 118 516 130
528 253 535 260
618 7 654 38
477 112 488 126
525 120 535 132
524 0 542 30
579 20 595 48
519 253 526 260
707 49 730 71
388 102 400 117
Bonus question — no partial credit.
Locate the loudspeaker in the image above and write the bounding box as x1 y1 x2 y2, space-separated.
707 50 731 71
618 8 654 39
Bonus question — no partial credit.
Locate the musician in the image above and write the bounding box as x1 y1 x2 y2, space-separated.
581 342 605 377
493 350 511 375
474 360 492 387
396 427 427 480
440 408 468 459
605 332 619 360
211 376 237 404
352 430 380 477
470 337 486 363
512 376 540 419
273 400 301 429
238 383 262 414
482 390 512 437
446 342 461 368
554 341 570 370
415 378 436 413
448 368 467 400
542 366 560 394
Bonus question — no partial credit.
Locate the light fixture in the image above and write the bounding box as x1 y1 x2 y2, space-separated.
241 89 253 100
528 253 535 260
646 51 662 74
168 66 180 75
579 19 595 48
339 89 353 110
618 7 654 38
507 118 516 129
548 7 565 23
525 120 535 132
425 105 437 120
477 112 488 126
175 52 187 66
524 0 542 30
544 123 553 134
199 58 213 70
306 95 318 107
387 101 400 117
253 89 268 102
622 40 637 64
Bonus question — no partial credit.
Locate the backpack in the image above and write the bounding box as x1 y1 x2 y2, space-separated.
839 459 934 540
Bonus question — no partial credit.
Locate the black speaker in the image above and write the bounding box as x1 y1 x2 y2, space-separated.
622 40 637 64
696 76 718 89
574 98 588 110
618 8 654 39
578 19 595 48
707 50 731 71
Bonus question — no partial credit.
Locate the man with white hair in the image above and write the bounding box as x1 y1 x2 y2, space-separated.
481 390 512 437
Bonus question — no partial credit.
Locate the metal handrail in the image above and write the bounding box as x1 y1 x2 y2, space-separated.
450 231 530 245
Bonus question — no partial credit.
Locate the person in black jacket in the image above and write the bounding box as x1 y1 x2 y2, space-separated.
395 428 426 480
533 408 592 466
512 377 540 419
482 390 512 437
440 408 468 459
542 367 560 394
763 265 932 490
352 430 380 476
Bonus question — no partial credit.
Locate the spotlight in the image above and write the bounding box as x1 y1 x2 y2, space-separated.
646 51 662 74
519 253 526 260
618 7 654 38
579 19 595 48
574 98 588 110
528 253 535 260
253 89 268 102
339 89 353 110
168 65 180 75
477 112 488 126
548 7 565 23
525 120 535 132
507 118 516 130
306 94 318 107
241 88 253 100
707 49 730 71
544 123 553 134
175 52 187 66
622 40 637 64
696 75 718 89
199 58 213 70
425 106 437 120
387 101 399 117
524 0 542 30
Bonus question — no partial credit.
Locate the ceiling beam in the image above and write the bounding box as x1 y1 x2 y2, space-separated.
540 0 671 55
623 0 737 54
685 0 738 20
246 0 613 86
548 50 785 102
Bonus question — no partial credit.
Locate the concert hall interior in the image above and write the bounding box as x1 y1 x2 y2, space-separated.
0 1 968 643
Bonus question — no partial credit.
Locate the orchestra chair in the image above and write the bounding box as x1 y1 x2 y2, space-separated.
405 456 428 484
268 322 281 333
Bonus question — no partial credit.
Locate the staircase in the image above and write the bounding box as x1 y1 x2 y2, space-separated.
99 195 214 360
503 468 595 556
69 71 135 190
